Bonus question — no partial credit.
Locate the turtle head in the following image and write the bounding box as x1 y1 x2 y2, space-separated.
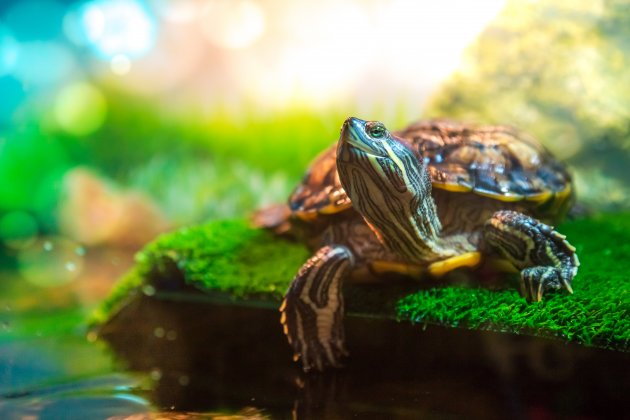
338 117 391 158
337 116 431 204
336 117 443 261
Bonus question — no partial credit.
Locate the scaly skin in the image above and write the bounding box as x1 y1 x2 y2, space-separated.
279 117 579 372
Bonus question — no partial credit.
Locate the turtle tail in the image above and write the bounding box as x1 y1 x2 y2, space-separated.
251 203 293 236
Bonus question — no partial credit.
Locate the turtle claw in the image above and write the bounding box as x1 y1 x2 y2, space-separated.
485 211 578 302
521 266 573 302
563 279 574 295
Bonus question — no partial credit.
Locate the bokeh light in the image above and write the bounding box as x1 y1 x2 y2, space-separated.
110 53 131 75
11 42 75 86
0 24 19 77
0 211 38 250
63 7 89 46
0 1 512 111
54 82 107 136
17 237 84 287
99 18 205 95
200 0 265 49
152 0 199 24
79 0 157 59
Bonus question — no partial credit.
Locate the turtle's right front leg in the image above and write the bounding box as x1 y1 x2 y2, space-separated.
281 245 354 372
483 210 579 302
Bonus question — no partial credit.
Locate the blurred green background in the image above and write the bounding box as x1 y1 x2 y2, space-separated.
0 1 629 416
0 0 629 305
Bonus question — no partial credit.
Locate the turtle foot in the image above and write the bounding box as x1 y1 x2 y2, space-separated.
484 210 579 302
280 297 349 372
281 245 353 372
520 266 573 302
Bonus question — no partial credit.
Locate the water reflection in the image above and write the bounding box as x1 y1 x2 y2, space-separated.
0 370 150 418
97 294 629 419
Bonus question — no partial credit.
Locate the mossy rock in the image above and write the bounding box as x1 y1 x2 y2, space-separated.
424 0 630 210
94 215 629 352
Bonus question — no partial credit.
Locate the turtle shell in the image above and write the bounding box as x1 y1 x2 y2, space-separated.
289 120 573 222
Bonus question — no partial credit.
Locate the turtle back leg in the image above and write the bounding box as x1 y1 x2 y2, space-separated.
251 203 292 235
281 245 354 371
483 210 579 302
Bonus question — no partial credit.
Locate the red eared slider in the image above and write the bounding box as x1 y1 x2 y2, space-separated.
255 118 579 372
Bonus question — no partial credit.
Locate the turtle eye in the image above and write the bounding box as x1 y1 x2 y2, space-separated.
368 123 386 139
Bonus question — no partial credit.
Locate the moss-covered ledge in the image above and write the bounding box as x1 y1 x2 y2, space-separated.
93 216 629 352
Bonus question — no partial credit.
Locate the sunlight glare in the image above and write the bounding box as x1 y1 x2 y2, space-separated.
79 0 156 58
378 0 506 86
152 0 200 24
102 20 206 95
200 0 265 49
110 53 132 75
240 0 506 108
258 2 371 107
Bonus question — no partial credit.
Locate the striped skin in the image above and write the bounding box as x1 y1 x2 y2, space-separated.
281 117 580 372
337 118 454 263
432 188 526 240
281 245 353 371
278 119 573 230
483 210 579 301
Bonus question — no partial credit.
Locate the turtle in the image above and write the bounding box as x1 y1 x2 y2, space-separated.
254 117 579 372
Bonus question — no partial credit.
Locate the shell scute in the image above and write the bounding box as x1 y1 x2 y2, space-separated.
289 120 573 220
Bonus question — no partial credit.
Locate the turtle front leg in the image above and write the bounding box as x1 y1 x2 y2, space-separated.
281 245 354 371
483 210 579 302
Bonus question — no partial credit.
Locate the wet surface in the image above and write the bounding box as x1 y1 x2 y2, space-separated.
1 246 628 420
96 294 629 419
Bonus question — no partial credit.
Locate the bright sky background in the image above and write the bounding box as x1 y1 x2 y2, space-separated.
0 0 508 127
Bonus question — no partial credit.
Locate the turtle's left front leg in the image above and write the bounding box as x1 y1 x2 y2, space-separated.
483 210 579 302
281 245 354 371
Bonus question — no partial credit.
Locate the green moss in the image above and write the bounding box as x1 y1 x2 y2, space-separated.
137 219 309 296
398 214 630 350
90 266 145 327
95 215 629 351
92 219 309 325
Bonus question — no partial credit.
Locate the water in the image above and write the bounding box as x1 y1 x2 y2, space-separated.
1 283 627 419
